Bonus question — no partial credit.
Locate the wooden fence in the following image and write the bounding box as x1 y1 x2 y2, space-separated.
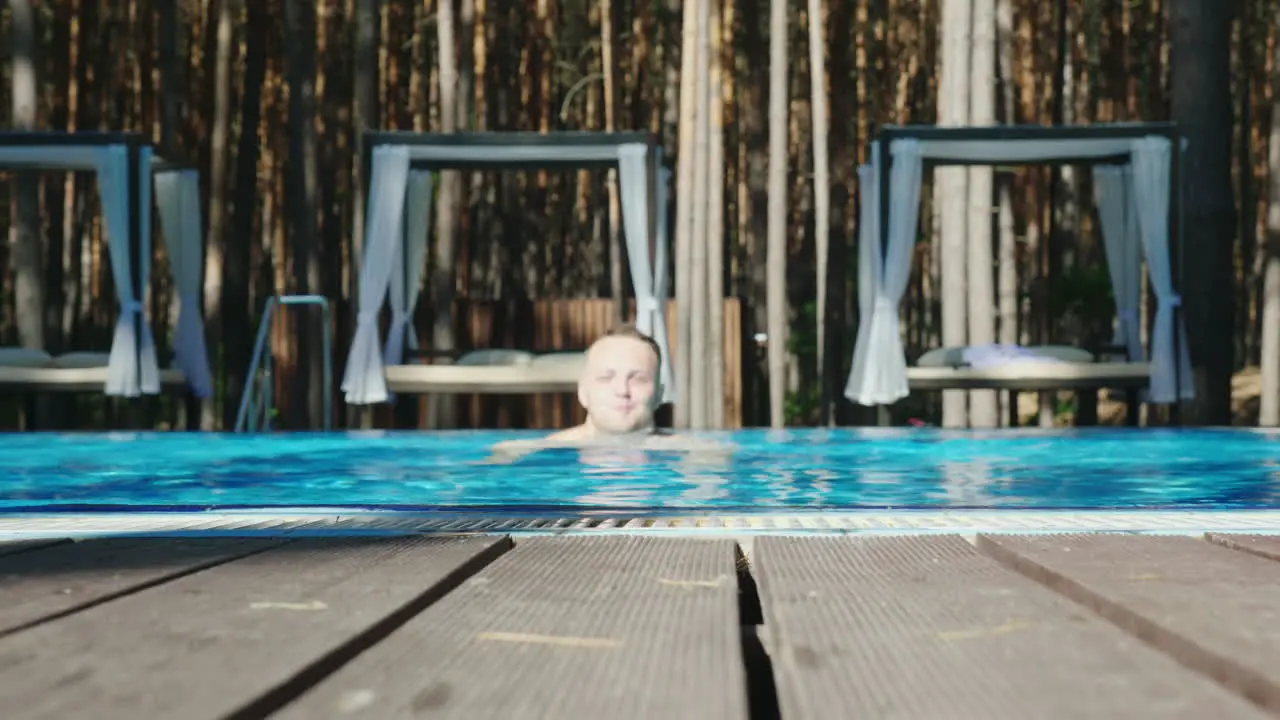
390 297 744 430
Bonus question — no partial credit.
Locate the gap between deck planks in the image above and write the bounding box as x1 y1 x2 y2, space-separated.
1205 532 1280 563
0 537 284 637
976 532 1280 714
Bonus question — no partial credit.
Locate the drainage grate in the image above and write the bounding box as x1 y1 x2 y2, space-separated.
1 510 1279 540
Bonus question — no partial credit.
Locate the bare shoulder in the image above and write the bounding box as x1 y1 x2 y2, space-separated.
486 425 591 463
544 425 593 443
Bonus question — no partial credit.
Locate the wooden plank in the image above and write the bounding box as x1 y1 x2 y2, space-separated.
977 533 1280 713
0 535 509 720
1206 533 1280 563
275 536 747 719
753 535 1266 719
0 538 68 558
0 537 281 636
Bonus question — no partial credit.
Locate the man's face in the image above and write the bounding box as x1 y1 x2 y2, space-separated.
577 336 661 434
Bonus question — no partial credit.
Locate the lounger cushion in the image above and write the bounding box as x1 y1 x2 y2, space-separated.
0 347 55 368
917 344 1094 368
52 351 112 369
530 352 586 367
456 349 536 366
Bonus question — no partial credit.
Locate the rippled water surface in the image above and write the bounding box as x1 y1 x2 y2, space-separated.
1 428 1279 512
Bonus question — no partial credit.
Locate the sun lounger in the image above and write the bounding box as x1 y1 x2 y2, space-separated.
916 344 1096 368
384 350 585 395
908 343 1148 391
907 361 1151 392
0 347 189 393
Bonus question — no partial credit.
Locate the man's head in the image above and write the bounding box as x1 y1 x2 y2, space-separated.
577 325 663 434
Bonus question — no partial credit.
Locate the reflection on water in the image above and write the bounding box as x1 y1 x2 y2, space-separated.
935 461 998 506
3 428 1280 511
574 448 659 507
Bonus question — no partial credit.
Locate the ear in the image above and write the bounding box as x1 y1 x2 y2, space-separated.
576 380 589 410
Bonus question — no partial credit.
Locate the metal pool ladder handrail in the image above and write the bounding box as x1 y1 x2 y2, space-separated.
234 294 334 432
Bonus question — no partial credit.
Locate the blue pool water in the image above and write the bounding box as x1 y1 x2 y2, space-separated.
0 428 1278 513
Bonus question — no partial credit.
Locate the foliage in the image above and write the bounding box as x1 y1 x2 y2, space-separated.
784 300 820 425
1046 264 1116 348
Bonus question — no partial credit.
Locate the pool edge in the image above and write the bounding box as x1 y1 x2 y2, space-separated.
2 509 1279 540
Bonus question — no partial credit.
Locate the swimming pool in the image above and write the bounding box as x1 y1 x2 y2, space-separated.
1 428 1279 514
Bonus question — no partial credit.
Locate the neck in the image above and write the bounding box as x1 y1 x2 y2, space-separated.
583 421 655 438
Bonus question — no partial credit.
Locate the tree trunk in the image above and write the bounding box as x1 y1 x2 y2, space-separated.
672 0 701 428
967 0 998 428
600 0 625 324
1259 11 1280 426
223 0 268 431
157 0 182 156
995 0 1018 425
202 0 237 429
808 0 832 426
707 0 727 429
689 0 712 429
739 0 771 426
10 0 43 356
766 0 790 428
431 0 461 428
1170 0 1237 425
938 0 972 428
350 0 379 427
285 0 323 429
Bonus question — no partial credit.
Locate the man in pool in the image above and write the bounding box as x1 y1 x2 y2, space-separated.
487 324 731 461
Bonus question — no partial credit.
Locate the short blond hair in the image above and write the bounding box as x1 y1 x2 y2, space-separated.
594 323 662 365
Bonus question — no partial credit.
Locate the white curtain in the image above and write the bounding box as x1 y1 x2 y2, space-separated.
342 145 411 404
617 142 676 403
1130 136 1195 402
1093 165 1145 363
655 163 674 401
845 160 881 402
95 145 156 396
134 146 160 393
844 139 923 405
154 169 214 398
384 169 433 368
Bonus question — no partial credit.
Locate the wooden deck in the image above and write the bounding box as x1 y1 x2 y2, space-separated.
3 532 1280 718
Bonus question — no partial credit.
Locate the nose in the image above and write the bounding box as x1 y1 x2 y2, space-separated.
611 376 632 398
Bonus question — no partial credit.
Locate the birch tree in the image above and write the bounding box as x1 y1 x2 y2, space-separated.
689 0 713 429
9 0 42 355
600 0 625 324
967 0 998 428
1260 11 1280 425
937 0 972 427
808 0 832 425
430 0 460 428
766 0 789 428
707 0 727 428
673 0 700 428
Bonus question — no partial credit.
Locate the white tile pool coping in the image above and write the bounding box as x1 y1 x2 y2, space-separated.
2 509 1280 540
